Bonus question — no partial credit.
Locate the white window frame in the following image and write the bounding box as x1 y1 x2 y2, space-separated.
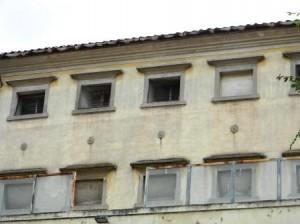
144 168 181 207
0 178 35 216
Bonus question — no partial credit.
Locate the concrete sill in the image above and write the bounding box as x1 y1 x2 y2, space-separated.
72 204 109 211
72 107 116 115
211 94 260 103
140 100 186 109
288 90 300 96
7 113 48 121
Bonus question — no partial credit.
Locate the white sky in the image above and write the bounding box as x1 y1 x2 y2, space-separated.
0 0 299 53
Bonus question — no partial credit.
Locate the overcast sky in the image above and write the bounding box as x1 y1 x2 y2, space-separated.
0 0 299 53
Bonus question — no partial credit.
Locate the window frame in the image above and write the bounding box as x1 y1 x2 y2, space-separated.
288 59 300 96
0 178 35 216
135 173 146 208
137 63 191 108
210 163 256 203
208 56 263 103
144 168 181 207
288 161 300 198
7 83 51 121
73 174 108 211
71 70 121 115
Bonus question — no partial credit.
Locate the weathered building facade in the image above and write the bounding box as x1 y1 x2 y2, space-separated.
0 21 300 223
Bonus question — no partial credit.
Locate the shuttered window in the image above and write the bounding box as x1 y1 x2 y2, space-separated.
147 77 180 103
220 70 254 97
15 92 45 115
78 84 111 109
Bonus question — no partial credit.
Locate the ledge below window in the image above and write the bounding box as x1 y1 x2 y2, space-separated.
7 113 48 121
211 94 259 103
288 90 300 96
72 204 109 211
72 107 116 115
140 100 186 109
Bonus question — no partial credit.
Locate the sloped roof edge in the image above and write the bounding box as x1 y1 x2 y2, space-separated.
0 20 296 59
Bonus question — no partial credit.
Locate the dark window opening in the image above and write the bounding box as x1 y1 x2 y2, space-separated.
147 77 180 103
79 84 111 109
296 64 300 77
15 92 45 116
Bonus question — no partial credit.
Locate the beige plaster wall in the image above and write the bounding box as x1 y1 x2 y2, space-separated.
0 35 300 222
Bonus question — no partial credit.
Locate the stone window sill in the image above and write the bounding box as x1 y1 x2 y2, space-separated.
211 94 259 103
7 113 49 121
140 100 186 109
72 204 108 211
72 107 116 115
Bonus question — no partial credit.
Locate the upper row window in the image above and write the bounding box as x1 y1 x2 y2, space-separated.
3 56 272 120
208 56 264 102
138 63 191 108
6 77 56 121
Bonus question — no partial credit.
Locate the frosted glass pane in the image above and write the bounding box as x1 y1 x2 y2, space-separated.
4 183 32 210
235 168 252 197
33 175 72 213
220 70 253 97
147 174 176 201
75 180 103 206
217 170 231 198
297 166 300 194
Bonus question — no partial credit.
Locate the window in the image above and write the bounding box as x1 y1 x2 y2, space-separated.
1 179 34 215
147 77 180 103
15 92 45 115
217 170 231 198
6 76 56 121
214 165 255 202
297 166 300 194
75 179 104 206
219 70 253 98
137 63 191 108
144 168 181 207
71 70 121 115
282 52 300 95
72 170 108 210
78 84 111 109
208 56 263 102
0 174 73 216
